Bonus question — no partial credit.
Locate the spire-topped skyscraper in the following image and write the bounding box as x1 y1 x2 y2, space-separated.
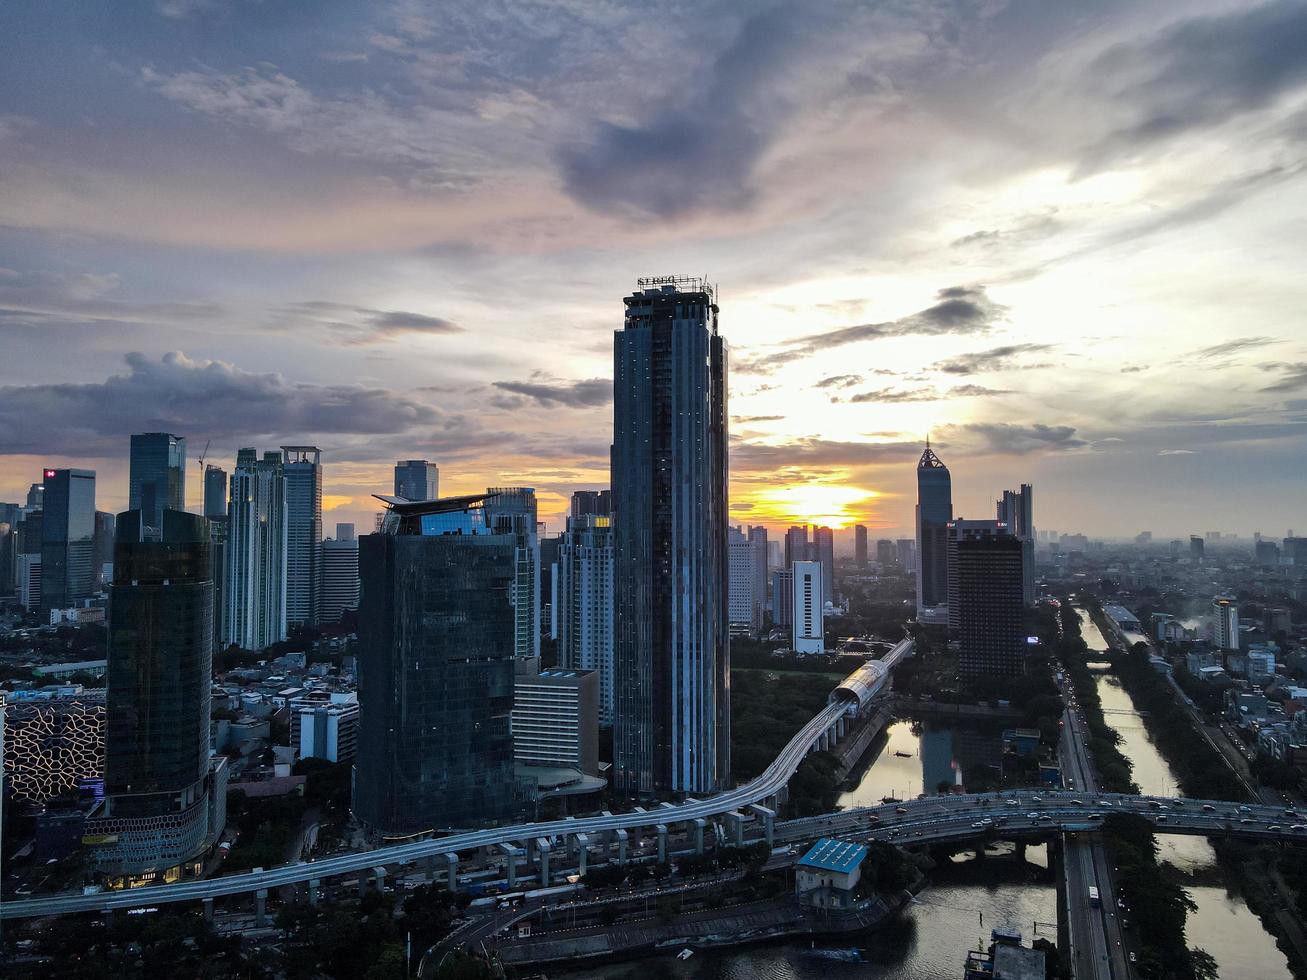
915 438 953 625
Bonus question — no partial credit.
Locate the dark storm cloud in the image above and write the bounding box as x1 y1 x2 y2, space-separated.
1087 0 1307 162
0 351 443 455
737 286 1006 374
492 378 612 408
933 343 1056 375
280 301 463 345
1188 336 1279 360
946 422 1087 454
558 5 801 216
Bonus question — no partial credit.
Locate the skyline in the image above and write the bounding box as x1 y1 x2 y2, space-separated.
3 1 1307 538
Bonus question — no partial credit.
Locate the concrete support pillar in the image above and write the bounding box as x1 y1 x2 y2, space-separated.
726 810 746 846
255 889 268 928
693 818 706 855
308 879 320 906
615 828 629 864
443 853 459 892
837 716 847 738
357 875 369 898
574 833 590 877
203 897 214 923
656 824 668 864
537 838 552 888
749 804 775 848
373 867 386 892
498 844 521 888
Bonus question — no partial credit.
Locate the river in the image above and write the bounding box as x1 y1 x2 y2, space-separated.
555 614 1289 979
1080 607 1290 980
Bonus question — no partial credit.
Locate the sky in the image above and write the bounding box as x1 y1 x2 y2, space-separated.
2 0 1305 542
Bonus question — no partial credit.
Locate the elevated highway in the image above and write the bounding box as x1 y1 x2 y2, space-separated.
1 639 914 921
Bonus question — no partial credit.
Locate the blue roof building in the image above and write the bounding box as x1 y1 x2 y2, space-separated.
795 838 868 909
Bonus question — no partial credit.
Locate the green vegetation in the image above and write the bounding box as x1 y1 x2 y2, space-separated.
787 750 845 816
857 839 916 896
1110 640 1246 802
729 668 837 780
1214 840 1307 979
1100 814 1213 980
221 790 306 873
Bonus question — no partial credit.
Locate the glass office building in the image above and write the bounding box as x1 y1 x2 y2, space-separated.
612 278 729 795
129 432 186 537
39 468 96 612
915 442 953 625
354 494 521 836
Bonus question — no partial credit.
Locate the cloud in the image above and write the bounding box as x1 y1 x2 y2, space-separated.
733 414 784 423
1084 1 1307 163
0 351 444 456
739 285 1007 374
1263 362 1307 393
945 422 1087 455
1157 449 1198 456
1188 336 1279 360
558 5 801 216
492 378 612 408
933 343 1055 375
814 374 862 389
845 383 1011 403
732 437 922 471
278 301 463 345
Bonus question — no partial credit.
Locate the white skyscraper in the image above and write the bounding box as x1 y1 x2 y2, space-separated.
485 487 540 660
320 523 360 625
1213 596 1239 651
728 526 762 634
223 448 287 650
556 514 614 724
793 560 825 654
282 447 322 629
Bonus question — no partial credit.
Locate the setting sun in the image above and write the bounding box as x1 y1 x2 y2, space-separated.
739 483 879 529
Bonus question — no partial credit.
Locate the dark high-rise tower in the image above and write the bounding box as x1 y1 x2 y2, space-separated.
915 441 952 625
88 508 225 883
282 446 322 629
613 277 729 795
784 525 810 567
39 468 96 612
203 464 228 520
952 524 1026 677
355 494 520 835
129 432 186 535
996 483 1035 604
854 525 868 567
570 489 612 520
813 525 835 600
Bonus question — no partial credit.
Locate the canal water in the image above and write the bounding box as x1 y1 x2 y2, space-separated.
1080 608 1290 980
556 612 1288 979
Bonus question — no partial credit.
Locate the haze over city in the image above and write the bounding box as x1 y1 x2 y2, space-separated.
4 1 1306 537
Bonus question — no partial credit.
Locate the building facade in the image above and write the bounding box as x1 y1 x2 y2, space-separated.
40 468 97 613
512 660 599 775
86 509 225 883
1213 596 1240 651
953 525 1026 677
612 277 729 795
223 449 287 650
915 443 952 625
2 686 105 805
727 526 763 635
813 525 835 600
772 568 794 628
792 560 825 654
320 523 360 625
556 513 615 724
854 525 868 567
128 432 186 536
996 483 1036 604
354 494 521 835
282 446 322 629
394 459 439 502
203 465 227 519
485 487 541 660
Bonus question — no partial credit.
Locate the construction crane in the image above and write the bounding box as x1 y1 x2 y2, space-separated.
196 439 210 472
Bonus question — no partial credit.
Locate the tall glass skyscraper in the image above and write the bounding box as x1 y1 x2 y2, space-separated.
996 483 1036 605
203 464 228 519
557 513 614 724
612 277 729 795
394 459 439 501
86 508 225 883
129 432 186 536
223 449 286 650
355 494 520 835
484 487 540 660
39 468 96 612
282 447 322 629
915 441 953 625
